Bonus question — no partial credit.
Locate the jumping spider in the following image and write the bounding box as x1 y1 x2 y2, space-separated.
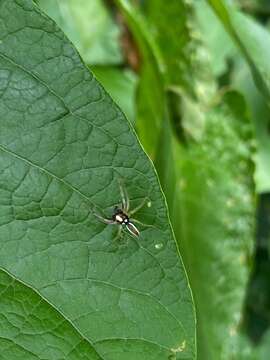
94 180 148 239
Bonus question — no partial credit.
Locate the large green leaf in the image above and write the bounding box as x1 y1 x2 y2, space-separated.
35 0 123 65
178 92 255 359
0 0 195 359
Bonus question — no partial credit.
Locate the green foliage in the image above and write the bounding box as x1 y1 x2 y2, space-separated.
36 0 122 65
91 66 138 125
207 0 270 193
179 92 255 359
0 269 101 359
1 0 270 359
0 0 195 359
115 0 166 158
208 0 270 100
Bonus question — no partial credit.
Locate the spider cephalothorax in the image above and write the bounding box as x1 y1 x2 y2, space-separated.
112 207 129 225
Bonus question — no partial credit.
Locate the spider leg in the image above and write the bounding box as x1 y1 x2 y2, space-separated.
128 197 148 216
130 218 154 228
118 178 130 212
112 225 123 241
94 212 116 225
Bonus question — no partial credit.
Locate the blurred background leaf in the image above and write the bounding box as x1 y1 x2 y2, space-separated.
178 91 255 359
207 0 270 102
207 0 270 194
114 0 166 159
92 66 138 125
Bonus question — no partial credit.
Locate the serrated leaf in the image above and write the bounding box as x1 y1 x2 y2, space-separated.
196 0 270 195
232 58 270 193
178 92 255 359
0 0 195 359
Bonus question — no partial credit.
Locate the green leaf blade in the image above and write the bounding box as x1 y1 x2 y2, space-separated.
0 268 102 360
0 0 195 358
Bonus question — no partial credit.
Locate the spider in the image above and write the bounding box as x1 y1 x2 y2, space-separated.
94 180 148 239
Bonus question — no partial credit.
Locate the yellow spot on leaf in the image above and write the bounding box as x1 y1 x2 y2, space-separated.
171 340 186 353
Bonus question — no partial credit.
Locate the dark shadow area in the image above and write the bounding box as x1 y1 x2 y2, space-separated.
243 193 270 343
